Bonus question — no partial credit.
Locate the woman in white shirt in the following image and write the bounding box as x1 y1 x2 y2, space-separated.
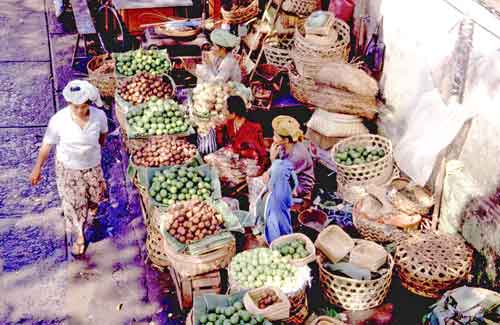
30 80 108 256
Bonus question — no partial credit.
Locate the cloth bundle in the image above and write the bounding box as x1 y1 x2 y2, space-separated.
315 62 379 97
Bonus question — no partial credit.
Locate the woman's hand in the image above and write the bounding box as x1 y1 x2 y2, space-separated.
30 166 42 185
270 142 280 161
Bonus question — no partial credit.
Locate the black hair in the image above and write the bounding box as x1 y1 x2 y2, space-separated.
227 96 247 118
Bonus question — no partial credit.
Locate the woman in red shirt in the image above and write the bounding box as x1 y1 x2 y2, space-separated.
216 96 268 164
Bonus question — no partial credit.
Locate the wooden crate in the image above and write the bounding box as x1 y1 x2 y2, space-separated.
169 267 222 310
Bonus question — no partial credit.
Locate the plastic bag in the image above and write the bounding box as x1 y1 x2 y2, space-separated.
329 0 355 23
439 160 483 234
394 89 475 186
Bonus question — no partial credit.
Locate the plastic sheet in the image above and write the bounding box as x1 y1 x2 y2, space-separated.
393 89 475 186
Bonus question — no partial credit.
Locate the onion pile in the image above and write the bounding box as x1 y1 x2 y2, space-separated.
119 72 173 105
126 98 190 136
133 138 197 167
256 290 281 309
192 81 242 120
163 199 223 244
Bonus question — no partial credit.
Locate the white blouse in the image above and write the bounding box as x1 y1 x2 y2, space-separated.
43 106 108 170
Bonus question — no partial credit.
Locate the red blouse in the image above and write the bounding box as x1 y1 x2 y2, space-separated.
216 119 268 162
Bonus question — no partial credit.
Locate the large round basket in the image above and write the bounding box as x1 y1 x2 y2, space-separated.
221 0 260 25
332 135 394 187
288 63 315 104
317 250 394 311
87 54 116 98
270 233 316 267
263 34 294 70
291 48 345 79
277 0 321 17
293 19 350 61
394 232 473 298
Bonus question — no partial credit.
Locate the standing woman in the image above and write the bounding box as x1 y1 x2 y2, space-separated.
30 80 108 256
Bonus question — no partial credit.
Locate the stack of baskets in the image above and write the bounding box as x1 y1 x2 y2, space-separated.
331 134 397 204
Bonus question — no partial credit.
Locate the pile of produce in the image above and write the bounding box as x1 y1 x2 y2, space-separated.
119 73 174 106
163 199 223 244
229 248 301 290
255 290 281 310
132 138 197 167
273 239 310 260
335 146 386 166
198 300 271 325
191 82 250 122
115 49 171 76
126 98 190 136
149 167 213 206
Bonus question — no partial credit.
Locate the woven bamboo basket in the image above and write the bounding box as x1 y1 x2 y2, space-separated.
311 316 348 325
288 63 315 104
352 197 409 244
163 236 236 278
317 249 394 311
277 0 321 17
394 232 473 298
293 19 350 61
87 54 116 98
284 286 309 325
263 34 294 70
337 164 400 205
221 0 260 25
146 202 171 268
243 287 291 321
291 48 346 79
333 135 394 187
270 233 316 267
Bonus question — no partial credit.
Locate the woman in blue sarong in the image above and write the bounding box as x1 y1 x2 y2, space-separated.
264 158 298 244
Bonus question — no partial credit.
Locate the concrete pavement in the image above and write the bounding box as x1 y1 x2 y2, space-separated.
0 1 182 324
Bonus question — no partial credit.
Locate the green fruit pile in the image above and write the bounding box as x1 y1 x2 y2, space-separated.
198 301 272 325
274 239 309 260
229 248 299 290
116 49 171 76
149 166 213 206
126 98 190 136
335 146 386 166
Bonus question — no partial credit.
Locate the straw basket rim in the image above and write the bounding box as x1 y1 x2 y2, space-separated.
332 134 393 169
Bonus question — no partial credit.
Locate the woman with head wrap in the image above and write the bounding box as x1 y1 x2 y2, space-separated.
196 28 242 83
30 80 108 256
270 115 316 205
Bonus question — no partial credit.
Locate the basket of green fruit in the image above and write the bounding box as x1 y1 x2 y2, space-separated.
113 49 171 78
145 165 221 211
187 292 273 325
332 134 393 187
270 233 316 267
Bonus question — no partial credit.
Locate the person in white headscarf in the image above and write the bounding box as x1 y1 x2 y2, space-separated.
196 28 242 83
30 80 108 256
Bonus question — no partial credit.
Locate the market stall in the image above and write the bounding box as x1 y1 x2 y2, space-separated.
79 0 500 322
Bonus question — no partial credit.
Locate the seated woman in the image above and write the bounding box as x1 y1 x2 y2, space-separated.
270 115 316 207
216 96 268 165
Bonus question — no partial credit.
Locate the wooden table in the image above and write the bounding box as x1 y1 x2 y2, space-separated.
113 0 193 36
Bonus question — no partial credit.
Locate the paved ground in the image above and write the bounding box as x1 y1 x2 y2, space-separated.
0 1 183 324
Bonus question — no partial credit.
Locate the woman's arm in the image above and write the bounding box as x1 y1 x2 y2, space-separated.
99 132 107 146
30 143 52 185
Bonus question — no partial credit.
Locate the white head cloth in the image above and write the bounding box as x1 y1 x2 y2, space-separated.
63 80 104 107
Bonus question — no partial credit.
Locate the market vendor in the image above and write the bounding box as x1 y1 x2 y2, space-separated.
270 115 315 207
216 95 268 164
196 28 242 83
30 80 108 257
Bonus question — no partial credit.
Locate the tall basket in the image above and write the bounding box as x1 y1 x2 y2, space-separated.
263 33 295 70
87 54 116 98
